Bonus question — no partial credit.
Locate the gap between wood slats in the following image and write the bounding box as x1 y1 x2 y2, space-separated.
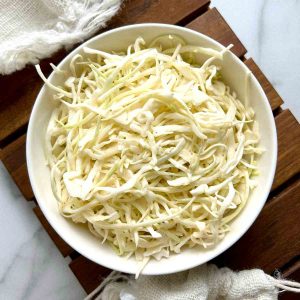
244 58 283 111
282 256 300 279
69 256 111 294
176 2 211 26
0 54 63 146
281 259 300 300
269 173 299 203
0 123 28 149
283 260 300 294
213 178 300 273
273 106 283 118
272 248 300 298
186 7 247 58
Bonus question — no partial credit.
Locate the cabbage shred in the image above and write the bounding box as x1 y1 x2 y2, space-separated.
37 35 261 270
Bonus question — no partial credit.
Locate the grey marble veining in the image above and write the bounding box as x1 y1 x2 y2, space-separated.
212 0 300 121
0 163 85 300
1 1 300 299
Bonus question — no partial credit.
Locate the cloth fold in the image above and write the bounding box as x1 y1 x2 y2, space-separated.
0 0 122 75
85 264 300 300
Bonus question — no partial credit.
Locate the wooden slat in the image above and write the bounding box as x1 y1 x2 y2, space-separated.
214 179 300 273
244 58 284 111
0 134 33 200
33 206 74 257
69 256 111 293
282 261 300 300
272 110 300 190
0 54 64 144
283 260 300 281
0 0 210 144
186 8 246 58
187 10 283 112
281 291 300 300
109 0 210 27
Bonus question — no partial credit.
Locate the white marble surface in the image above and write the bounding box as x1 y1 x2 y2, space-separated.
213 0 300 122
0 1 299 299
0 163 86 299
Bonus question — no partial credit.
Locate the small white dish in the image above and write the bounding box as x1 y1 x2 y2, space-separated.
27 23 277 276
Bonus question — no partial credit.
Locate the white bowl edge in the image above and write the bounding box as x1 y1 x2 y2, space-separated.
26 23 277 276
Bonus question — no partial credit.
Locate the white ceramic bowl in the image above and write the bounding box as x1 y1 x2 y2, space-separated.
27 24 277 275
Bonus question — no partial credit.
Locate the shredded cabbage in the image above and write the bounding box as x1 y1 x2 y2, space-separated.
37 35 261 274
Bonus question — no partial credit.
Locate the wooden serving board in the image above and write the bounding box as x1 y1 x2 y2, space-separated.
1 1 299 298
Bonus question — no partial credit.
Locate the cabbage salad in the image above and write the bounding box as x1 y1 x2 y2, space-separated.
37 35 261 274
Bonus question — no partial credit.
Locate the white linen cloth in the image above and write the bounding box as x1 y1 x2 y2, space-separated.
86 264 300 300
0 0 122 75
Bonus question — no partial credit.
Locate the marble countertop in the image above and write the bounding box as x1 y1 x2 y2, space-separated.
1 1 299 299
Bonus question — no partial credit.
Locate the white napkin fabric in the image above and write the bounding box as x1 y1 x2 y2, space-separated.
86 264 300 300
0 0 122 75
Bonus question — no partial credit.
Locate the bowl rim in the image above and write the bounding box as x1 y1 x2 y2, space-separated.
26 23 278 275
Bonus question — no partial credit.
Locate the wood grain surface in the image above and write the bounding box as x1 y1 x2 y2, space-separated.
244 58 284 111
284 259 300 282
0 57 60 145
186 7 246 58
273 110 300 190
69 256 111 293
108 0 210 27
283 259 300 300
214 179 300 273
0 134 33 200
